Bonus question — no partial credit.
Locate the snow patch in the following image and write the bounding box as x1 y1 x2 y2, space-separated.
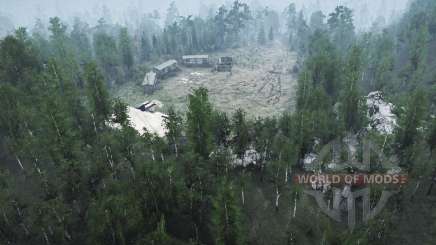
303 153 318 171
232 149 260 167
110 107 168 137
366 91 397 135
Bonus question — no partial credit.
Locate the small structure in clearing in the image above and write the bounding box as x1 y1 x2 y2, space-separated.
136 100 163 113
142 71 157 94
153 60 179 79
182 55 210 67
215 56 233 72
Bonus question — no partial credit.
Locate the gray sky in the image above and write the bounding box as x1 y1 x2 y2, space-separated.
0 0 410 29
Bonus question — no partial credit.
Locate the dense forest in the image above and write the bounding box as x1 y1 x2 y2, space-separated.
1 0 436 244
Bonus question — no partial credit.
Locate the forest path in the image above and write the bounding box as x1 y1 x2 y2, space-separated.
114 41 298 118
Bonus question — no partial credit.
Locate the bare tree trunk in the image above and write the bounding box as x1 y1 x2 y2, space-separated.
275 186 280 212
224 203 229 226
91 113 98 134
33 157 41 174
104 146 114 169
21 223 29 236
15 155 24 170
285 167 288 183
173 136 179 158
50 114 62 138
411 180 421 200
43 229 50 245
241 188 245 206
427 182 435 196
293 196 297 218
2 210 9 225
151 149 156 161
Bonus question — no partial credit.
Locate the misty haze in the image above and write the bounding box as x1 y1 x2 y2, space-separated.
1 0 436 244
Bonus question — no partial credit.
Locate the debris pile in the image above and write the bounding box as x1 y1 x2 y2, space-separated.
366 91 397 135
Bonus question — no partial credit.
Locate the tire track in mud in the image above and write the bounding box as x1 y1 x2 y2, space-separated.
257 57 285 106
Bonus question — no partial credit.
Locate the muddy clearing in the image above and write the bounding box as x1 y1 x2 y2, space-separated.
113 42 298 118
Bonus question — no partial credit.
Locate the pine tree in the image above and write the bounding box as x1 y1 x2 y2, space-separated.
0 33 40 87
186 87 213 159
327 6 355 52
396 89 428 169
340 46 365 132
118 27 134 75
85 62 112 126
428 118 436 155
232 109 250 160
257 25 266 45
268 26 274 41
164 106 183 157
140 34 151 62
112 98 129 126
211 111 231 147
165 1 179 27
93 28 120 84
212 180 244 245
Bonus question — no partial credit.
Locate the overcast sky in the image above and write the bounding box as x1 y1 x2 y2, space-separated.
0 0 410 29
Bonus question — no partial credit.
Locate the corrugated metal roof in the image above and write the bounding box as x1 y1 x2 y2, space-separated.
154 60 177 71
182 55 209 59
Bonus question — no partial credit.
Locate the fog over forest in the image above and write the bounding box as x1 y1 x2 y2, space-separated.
2 0 436 244
1 0 409 33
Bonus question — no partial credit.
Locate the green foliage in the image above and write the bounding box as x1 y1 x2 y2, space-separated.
187 87 213 159
118 27 134 74
340 46 366 132
93 27 120 83
232 109 250 160
327 6 355 53
85 62 112 125
0 33 40 86
164 106 183 157
428 118 436 153
212 180 244 245
396 89 428 169
2 2 436 245
112 98 129 125
211 111 231 147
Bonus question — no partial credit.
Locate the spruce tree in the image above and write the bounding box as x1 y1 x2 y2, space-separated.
268 26 274 41
186 87 213 159
118 27 134 75
85 62 112 126
232 109 250 160
212 180 244 245
164 106 183 157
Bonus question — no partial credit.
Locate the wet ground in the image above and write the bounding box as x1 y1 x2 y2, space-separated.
113 42 298 118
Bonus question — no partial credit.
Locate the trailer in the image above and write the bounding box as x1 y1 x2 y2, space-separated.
153 60 179 79
182 55 210 67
